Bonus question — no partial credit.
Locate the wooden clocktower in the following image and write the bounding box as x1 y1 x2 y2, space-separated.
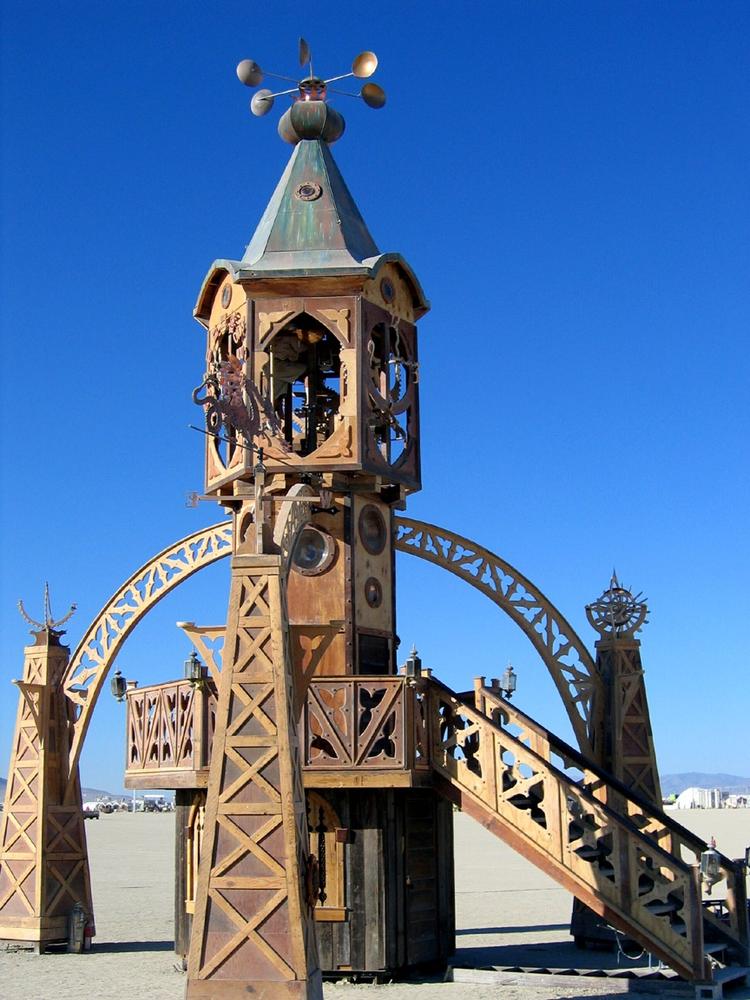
184 47 454 996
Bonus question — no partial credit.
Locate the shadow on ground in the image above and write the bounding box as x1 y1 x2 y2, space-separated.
93 940 175 954
457 923 570 935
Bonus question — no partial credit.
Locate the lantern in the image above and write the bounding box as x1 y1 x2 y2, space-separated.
110 669 127 702
185 650 206 687
700 837 722 896
403 646 422 678
500 663 517 700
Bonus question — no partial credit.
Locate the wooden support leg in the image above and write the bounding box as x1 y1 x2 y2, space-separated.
0 632 93 948
186 556 322 999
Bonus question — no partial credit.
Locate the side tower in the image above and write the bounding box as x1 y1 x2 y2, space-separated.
186 47 453 991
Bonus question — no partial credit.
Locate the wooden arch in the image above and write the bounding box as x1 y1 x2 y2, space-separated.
62 512 600 786
63 521 233 783
393 518 600 756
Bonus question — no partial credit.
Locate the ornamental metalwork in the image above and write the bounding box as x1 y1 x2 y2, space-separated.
18 583 76 636
585 573 649 638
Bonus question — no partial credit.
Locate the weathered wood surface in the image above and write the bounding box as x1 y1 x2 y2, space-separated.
0 633 92 947
185 555 322 999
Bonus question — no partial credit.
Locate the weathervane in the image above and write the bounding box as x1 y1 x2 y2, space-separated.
236 38 385 144
18 582 77 636
585 571 648 638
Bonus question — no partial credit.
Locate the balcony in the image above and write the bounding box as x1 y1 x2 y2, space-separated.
124 675 433 791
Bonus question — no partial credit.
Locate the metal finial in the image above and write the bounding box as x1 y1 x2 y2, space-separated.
585 574 648 639
18 582 77 636
235 39 386 145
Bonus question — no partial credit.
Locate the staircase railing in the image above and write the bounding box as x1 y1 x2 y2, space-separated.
421 676 708 980
472 680 748 962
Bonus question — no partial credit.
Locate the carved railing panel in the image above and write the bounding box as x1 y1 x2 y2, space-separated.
126 681 217 775
424 679 705 980
303 678 406 769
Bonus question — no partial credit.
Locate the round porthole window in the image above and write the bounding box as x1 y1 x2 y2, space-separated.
364 577 383 608
358 505 387 555
292 526 335 576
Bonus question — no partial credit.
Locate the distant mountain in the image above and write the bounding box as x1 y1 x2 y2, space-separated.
661 773 750 796
0 776 129 803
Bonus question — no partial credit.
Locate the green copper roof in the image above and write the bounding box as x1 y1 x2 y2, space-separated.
240 139 380 274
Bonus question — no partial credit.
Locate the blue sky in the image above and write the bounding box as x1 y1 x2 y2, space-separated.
1 1 748 791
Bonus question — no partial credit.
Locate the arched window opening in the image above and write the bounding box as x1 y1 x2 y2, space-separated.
306 792 347 921
266 314 342 456
367 321 413 465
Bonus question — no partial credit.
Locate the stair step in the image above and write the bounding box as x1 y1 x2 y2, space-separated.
703 942 727 956
645 901 680 915
712 965 749 986
575 846 605 860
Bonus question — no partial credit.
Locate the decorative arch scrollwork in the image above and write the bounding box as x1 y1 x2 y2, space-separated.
393 518 600 757
62 521 233 783
61 514 599 789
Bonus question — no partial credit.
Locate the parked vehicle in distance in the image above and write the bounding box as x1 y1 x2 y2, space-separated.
143 794 167 813
82 803 100 820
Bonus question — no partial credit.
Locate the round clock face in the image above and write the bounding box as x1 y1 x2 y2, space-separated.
364 577 383 608
359 505 387 555
292 526 335 576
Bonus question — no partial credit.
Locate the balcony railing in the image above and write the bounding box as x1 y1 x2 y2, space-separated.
125 674 429 785
126 680 217 779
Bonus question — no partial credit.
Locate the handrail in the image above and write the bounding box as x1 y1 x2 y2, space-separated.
468 678 746 962
473 682 724 862
420 674 706 980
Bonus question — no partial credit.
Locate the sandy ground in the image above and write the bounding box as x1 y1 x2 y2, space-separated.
0 808 747 1000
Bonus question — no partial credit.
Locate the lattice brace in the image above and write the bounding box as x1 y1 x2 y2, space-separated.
0 701 41 920
275 576 321 982
186 563 321 994
394 517 599 756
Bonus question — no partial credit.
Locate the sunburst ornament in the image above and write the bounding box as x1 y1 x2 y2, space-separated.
585 572 648 638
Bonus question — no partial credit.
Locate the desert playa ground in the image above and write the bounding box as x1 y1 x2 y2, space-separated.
0 809 748 1000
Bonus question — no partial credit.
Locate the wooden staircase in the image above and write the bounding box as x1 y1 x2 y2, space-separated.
418 675 748 989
